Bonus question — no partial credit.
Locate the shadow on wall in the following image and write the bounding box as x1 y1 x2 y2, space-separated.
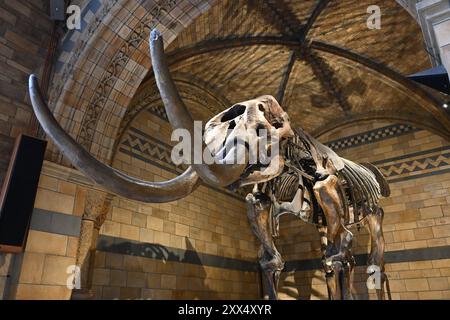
278 270 326 300
278 261 371 300
0 254 8 298
351 265 371 300
94 236 220 299
276 219 372 300
276 218 326 300
181 237 215 300
0 253 17 300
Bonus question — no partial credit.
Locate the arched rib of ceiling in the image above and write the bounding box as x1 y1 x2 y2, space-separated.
143 36 450 139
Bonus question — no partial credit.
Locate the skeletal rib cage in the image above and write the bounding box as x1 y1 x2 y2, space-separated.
270 129 384 227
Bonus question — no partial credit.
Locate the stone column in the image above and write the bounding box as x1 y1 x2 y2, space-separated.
416 0 450 82
434 17 450 83
71 190 113 300
396 0 420 21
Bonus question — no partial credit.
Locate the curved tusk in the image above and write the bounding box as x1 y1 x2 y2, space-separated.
149 29 245 187
29 74 200 203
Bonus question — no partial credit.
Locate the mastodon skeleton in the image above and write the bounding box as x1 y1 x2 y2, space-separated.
249 128 392 300
28 29 390 300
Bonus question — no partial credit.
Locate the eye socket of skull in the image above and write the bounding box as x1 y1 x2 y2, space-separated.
220 104 246 122
272 122 284 129
204 95 293 187
255 96 289 129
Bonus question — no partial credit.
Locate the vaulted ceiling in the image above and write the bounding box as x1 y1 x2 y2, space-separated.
125 0 450 144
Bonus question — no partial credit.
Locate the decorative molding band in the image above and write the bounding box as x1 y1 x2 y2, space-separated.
40 160 100 191
372 145 450 165
381 156 450 178
325 124 420 151
146 106 169 122
374 145 450 183
96 235 258 272
29 209 450 273
119 127 246 201
96 235 450 274
122 127 177 172
323 123 450 183
285 245 450 272
30 208 81 237
77 0 179 151
114 73 230 154
387 168 450 184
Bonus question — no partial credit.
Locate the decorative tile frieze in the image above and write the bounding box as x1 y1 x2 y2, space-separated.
285 245 450 272
121 127 178 172
114 73 230 153
121 122 450 188
325 124 419 151
97 235 258 272
375 145 450 183
51 0 120 106
119 127 246 200
324 124 450 183
77 0 179 151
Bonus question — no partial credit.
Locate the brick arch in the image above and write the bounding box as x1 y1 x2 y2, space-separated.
313 112 446 142
111 72 231 158
47 0 218 165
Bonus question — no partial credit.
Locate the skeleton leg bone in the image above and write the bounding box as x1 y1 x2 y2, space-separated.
246 191 284 300
317 226 336 300
314 175 354 300
341 243 355 300
366 208 390 300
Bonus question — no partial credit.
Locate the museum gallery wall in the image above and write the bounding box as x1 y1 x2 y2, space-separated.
0 0 450 300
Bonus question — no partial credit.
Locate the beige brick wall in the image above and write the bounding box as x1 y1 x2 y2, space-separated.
88 110 260 300
7 119 450 300
12 171 80 300
277 121 450 300
92 253 259 300
4 156 260 299
112 111 257 262
10 119 450 300
91 188 260 299
0 4 59 296
280 260 450 300
0 0 53 184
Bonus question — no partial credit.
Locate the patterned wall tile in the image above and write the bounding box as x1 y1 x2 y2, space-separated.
325 124 419 151
120 127 182 174
119 127 245 200
375 146 450 183
123 122 450 186
324 124 450 183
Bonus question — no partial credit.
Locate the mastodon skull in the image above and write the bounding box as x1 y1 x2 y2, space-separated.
204 95 294 188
